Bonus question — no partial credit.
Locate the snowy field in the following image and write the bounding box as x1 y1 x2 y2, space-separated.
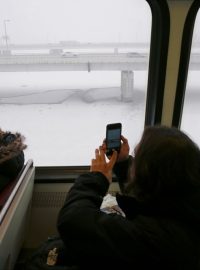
0 70 199 166
0 71 147 166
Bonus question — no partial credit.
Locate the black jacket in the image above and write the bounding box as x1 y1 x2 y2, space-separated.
57 158 200 270
0 151 24 192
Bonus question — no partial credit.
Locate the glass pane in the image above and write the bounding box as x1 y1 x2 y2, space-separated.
181 11 200 144
0 0 151 166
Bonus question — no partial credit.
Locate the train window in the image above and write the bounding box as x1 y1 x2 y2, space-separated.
0 0 151 166
181 11 200 144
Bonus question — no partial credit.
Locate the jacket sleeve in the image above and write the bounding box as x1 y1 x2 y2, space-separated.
113 155 134 192
57 171 151 267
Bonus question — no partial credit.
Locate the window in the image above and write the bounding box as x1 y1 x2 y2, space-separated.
0 0 151 165
181 11 200 144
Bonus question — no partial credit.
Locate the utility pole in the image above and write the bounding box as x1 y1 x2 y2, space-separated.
3 19 10 50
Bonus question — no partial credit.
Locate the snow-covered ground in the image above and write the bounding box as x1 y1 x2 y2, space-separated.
0 70 199 166
0 71 147 166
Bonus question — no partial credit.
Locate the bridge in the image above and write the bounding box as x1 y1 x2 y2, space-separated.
0 42 149 50
0 52 149 101
0 51 199 101
0 53 149 72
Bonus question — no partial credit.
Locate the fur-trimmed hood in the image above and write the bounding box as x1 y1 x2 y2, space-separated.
0 129 27 164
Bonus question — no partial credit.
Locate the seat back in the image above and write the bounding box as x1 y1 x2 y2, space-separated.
0 159 35 270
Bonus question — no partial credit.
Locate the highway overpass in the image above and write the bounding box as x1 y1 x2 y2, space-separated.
0 52 149 101
0 42 149 50
0 53 149 72
0 52 199 101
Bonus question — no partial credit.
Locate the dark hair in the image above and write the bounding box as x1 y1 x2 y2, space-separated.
125 126 200 203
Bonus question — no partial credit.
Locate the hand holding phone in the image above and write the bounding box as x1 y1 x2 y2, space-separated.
116 135 130 162
106 123 122 156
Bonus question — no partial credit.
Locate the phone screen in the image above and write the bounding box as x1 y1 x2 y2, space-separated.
106 123 122 155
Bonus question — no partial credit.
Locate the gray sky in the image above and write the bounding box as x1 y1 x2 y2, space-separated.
0 0 151 44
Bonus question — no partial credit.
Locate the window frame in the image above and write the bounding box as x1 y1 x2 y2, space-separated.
145 0 170 126
172 0 200 127
35 0 171 181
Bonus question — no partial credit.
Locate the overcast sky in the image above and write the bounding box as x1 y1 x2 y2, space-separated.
0 0 151 44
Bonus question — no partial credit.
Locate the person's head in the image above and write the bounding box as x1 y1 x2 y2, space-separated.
125 125 200 203
0 129 26 191
0 129 27 164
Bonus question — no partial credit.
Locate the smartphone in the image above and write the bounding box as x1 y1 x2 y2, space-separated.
106 123 122 156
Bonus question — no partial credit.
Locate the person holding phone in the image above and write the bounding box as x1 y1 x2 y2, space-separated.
57 125 200 270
